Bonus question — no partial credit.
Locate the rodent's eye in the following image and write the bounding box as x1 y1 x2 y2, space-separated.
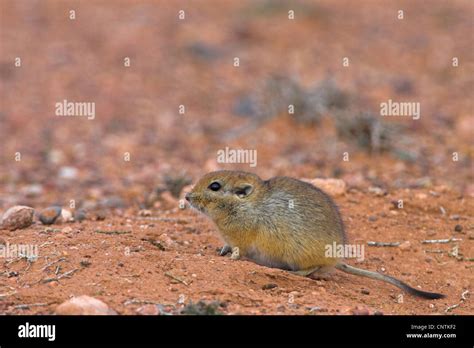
208 182 221 191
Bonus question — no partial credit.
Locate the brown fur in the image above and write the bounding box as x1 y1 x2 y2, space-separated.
186 170 445 299
186 170 345 271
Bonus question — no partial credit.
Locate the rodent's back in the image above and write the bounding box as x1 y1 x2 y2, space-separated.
187 171 346 271
246 176 346 270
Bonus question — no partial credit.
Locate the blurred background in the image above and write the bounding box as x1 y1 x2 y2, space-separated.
0 0 472 210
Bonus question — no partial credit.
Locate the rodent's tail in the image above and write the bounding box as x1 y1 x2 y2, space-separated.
335 263 445 300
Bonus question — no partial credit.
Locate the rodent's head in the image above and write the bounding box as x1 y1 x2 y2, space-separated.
185 170 264 221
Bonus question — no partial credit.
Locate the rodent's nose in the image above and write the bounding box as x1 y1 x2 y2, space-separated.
185 193 190 202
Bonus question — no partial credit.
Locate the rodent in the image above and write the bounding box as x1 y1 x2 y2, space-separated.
185 170 445 299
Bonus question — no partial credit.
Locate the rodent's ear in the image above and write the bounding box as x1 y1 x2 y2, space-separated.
234 183 253 198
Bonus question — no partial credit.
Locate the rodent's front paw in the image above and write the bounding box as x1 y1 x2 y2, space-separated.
230 247 240 260
219 244 232 256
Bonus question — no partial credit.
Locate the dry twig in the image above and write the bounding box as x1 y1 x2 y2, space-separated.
368 241 400 247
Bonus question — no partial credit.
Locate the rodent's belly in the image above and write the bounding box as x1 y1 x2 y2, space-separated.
229 232 340 271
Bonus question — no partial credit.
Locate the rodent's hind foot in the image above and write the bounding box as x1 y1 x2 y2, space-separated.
218 244 240 260
219 244 232 256
291 268 319 277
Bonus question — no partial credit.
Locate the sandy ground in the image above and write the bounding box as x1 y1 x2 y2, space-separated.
0 0 473 315
1 186 472 315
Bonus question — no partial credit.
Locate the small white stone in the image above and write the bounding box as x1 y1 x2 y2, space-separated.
60 209 74 222
55 295 117 315
58 166 78 180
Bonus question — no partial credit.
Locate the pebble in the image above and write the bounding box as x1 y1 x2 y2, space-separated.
412 177 432 188
55 295 117 315
48 281 59 288
47 149 64 164
368 215 378 222
351 306 371 315
80 259 92 267
454 225 463 233
82 200 98 211
74 209 87 222
94 210 107 221
159 233 175 247
1 205 35 231
136 304 160 315
62 226 73 234
139 209 152 217
60 209 74 223
22 184 43 197
455 114 474 142
304 178 346 196
7 271 19 277
39 206 62 225
368 186 386 196
390 200 399 210
262 283 278 290
415 193 428 200
58 166 78 180
399 241 411 251
100 196 125 209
